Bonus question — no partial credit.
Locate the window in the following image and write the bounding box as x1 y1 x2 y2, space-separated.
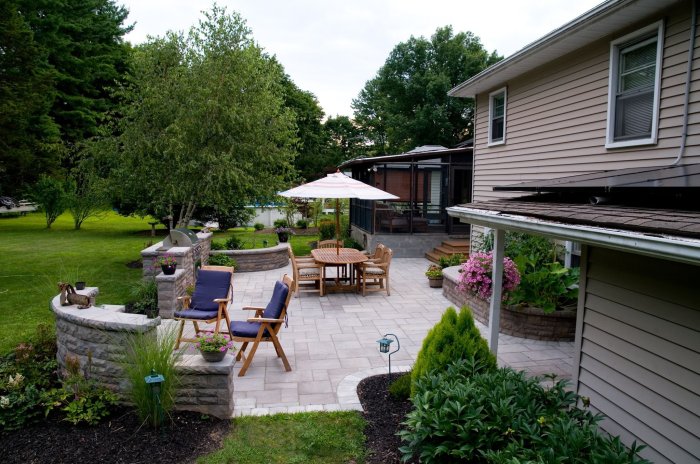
606 22 663 148
488 88 506 145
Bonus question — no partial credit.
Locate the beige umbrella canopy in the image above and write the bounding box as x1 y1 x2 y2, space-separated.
279 171 398 252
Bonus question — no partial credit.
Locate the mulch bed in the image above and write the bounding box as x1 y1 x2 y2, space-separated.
0 408 230 464
358 373 417 464
1 375 411 463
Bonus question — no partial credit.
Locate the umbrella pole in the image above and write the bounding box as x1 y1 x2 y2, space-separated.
335 198 340 255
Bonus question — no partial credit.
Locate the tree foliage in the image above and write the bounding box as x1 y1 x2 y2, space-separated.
111 6 297 227
0 0 131 197
353 26 501 155
31 176 70 228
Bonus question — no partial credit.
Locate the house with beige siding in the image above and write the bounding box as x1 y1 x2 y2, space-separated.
446 0 700 462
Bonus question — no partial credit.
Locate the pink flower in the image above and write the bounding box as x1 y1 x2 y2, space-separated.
457 251 520 301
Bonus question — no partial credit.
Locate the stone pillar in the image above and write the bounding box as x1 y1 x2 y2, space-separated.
175 355 235 419
156 269 188 319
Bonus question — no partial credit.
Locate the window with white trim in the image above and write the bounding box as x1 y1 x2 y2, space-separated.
488 88 506 145
606 21 664 148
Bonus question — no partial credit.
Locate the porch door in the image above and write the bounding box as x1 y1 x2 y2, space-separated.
448 166 471 235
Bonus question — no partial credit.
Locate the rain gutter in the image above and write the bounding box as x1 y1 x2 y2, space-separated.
446 205 700 266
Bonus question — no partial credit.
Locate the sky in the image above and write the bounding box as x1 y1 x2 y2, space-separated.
117 0 604 118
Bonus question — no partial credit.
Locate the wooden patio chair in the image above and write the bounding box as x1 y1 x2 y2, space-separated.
363 243 386 264
288 248 325 297
174 265 234 349
230 274 294 377
318 239 348 282
356 247 393 296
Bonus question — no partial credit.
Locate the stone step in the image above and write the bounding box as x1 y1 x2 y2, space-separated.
435 245 469 255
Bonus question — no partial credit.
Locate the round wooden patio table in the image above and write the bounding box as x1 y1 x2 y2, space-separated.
311 247 368 292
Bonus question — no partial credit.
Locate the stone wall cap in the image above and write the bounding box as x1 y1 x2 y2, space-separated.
51 293 160 332
155 269 186 281
176 354 235 374
211 243 289 256
442 265 462 283
197 231 213 239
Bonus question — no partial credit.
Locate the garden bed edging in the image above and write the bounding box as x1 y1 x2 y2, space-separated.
210 243 289 272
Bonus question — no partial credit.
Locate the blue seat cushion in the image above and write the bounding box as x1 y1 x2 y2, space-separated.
190 269 231 312
174 309 219 320
262 281 289 319
230 321 270 338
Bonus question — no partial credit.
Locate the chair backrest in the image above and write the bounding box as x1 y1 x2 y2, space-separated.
319 239 343 248
262 274 294 334
191 267 233 311
382 248 393 267
287 247 299 273
372 243 386 260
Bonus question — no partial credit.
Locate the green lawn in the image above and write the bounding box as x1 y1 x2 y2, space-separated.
199 411 367 464
0 212 318 354
0 211 160 353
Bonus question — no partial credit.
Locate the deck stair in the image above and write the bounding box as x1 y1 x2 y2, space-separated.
425 239 470 264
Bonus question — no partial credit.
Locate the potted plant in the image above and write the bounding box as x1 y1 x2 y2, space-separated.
195 332 234 362
274 226 294 243
158 253 177 275
425 264 444 288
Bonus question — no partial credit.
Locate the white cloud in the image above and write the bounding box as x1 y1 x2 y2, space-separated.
119 0 603 117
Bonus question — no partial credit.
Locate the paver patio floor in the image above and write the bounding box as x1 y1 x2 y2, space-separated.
179 258 574 416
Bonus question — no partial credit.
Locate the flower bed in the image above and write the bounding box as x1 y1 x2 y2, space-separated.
442 267 576 341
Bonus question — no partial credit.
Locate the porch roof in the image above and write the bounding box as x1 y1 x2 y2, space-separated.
447 198 700 266
339 145 471 169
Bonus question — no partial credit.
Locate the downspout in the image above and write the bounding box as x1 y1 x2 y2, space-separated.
672 0 697 166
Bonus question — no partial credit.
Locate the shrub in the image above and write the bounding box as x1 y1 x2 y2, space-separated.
31 175 70 228
318 220 335 240
400 359 650 464
42 354 118 425
224 235 245 250
128 277 158 316
208 254 237 268
458 251 520 301
253 222 265 231
509 259 580 312
0 324 59 430
273 219 289 228
438 253 465 268
411 306 496 395
388 372 411 400
296 219 308 229
120 327 181 428
209 240 225 250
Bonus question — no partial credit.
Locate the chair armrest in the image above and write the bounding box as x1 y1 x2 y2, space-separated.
247 316 284 323
177 295 192 308
298 262 323 269
242 306 265 311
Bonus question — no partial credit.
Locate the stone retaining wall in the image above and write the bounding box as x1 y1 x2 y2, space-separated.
51 289 235 418
211 243 289 272
442 267 576 341
156 270 189 319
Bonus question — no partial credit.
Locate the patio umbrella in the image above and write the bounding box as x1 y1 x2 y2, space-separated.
279 171 398 253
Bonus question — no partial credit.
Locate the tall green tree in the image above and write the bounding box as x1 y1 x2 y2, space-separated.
0 0 61 196
324 115 367 165
353 26 501 155
112 6 297 227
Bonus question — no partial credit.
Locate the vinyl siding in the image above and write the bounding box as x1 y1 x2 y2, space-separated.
577 247 700 463
472 1 700 202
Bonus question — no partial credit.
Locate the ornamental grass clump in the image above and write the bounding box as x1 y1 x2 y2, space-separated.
458 251 520 301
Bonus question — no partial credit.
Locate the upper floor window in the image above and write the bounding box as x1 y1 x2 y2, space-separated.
488 87 506 146
606 21 664 148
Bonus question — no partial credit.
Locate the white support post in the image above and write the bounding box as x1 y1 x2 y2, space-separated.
488 228 505 355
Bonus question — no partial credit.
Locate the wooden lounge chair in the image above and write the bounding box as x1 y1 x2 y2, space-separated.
356 247 393 296
230 274 294 377
288 247 324 297
174 265 234 349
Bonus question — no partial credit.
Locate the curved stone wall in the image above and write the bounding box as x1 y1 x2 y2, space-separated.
51 289 235 418
442 267 576 341
210 243 289 272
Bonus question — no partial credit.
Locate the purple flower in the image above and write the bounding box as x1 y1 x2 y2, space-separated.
457 251 520 301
